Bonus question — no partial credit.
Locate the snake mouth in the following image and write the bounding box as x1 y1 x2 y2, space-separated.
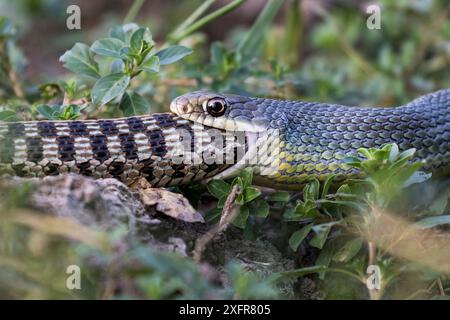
204 130 259 182
175 112 266 133
166 116 279 182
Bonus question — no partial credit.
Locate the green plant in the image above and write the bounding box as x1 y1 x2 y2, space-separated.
275 143 450 299
36 104 82 120
206 168 266 229
59 23 192 117
206 167 290 232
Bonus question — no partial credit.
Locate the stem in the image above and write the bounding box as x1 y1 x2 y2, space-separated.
123 0 146 24
169 0 246 43
193 184 242 262
368 241 376 267
0 41 25 99
405 280 437 300
437 277 445 296
283 0 302 68
169 0 217 40
367 240 379 300
8 66 24 99
236 0 285 59
276 266 363 283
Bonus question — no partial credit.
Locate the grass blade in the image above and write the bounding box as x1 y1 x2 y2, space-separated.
236 0 285 61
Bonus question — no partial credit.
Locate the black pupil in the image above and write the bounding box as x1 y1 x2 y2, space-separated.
212 101 223 112
207 99 225 116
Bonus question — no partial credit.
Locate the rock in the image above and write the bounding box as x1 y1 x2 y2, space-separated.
12 174 146 228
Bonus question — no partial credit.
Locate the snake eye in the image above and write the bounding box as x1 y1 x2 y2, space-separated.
206 98 227 117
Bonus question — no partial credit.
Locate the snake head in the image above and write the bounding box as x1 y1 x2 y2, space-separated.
170 90 268 132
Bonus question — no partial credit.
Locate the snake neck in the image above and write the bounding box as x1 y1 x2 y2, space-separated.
244 89 450 187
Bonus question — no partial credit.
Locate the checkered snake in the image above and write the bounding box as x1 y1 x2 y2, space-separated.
1 89 449 189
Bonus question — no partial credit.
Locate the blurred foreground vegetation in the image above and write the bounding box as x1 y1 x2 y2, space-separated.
0 0 450 299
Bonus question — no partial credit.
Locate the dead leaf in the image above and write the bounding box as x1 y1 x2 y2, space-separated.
139 187 204 223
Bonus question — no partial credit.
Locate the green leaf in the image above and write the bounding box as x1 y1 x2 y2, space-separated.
109 25 126 42
36 104 55 119
388 143 400 162
271 265 327 282
396 148 416 164
304 179 320 201
217 196 226 209
310 222 338 249
205 207 222 224
267 191 290 202
119 47 133 61
315 243 335 280
231 176 244 189
322 174 336 198
243 187 261 203
111 59 125 73
92 73 130 105
289 223 313 251
240 167 253 187
141 55 160 73
130 28 145 53
90 38 125 58
233 206 249 229
251 200 270 218
156 45 192 65
417 215 450 229
344 156 362 168
235 193 245 205
130 27 152 54
332 237 363 263
119 91 150 116
0 111 20 122
357 147 375 160
59 105 81 120
36 104 81 120
401 169 431 188
207 179 231 199
122 23 140 43
290 200 320 220
59 43 100 79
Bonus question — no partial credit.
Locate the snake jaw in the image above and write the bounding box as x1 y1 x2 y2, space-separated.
205 131 260 182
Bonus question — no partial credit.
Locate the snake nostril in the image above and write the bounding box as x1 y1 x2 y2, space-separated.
182 105 189 113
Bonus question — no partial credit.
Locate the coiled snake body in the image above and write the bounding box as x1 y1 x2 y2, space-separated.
1 89 449 189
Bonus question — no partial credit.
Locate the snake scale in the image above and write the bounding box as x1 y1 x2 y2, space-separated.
0 89 449 189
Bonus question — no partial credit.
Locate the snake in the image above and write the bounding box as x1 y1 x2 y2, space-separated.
0 89 449 189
